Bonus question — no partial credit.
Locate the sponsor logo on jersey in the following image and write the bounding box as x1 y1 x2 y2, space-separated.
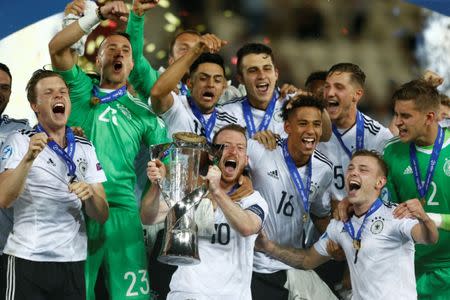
370 216 384 234
0 145 12 161
267 169 279 179
47 158 56 167
444 159 450 177
403 165 413 175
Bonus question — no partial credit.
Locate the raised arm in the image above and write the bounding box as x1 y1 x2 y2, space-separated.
126 0 160 99
255 230 330 269
206 166 262 237
150 34 227 114
0 133 48 208
49 1 129 71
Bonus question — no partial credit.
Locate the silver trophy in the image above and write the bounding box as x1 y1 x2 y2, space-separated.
150 132 222 265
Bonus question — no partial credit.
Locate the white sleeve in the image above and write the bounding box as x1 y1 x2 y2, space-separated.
374 127 393 153
396 218 419 242
247 140 266 170
83 144 107 184
0 133 27 172
243 191 269 224
313 220 339 257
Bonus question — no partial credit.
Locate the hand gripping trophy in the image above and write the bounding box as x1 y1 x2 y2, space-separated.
149 132 222 265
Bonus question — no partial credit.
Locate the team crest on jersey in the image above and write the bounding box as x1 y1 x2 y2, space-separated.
0 145 12 161
117 103 132 120
77 158 88 176
273 108 283 123
444 159 450 177
370 216 384 234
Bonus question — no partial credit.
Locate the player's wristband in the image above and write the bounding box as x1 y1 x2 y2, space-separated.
78 9 100 33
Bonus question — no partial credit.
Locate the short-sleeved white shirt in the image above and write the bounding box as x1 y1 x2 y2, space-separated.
314 203 418 300
0 115 29 254
168 191 268 300
248 139 333 273
0 129 106 262
317 113 392 200
155 92 237 139
219 97 287 139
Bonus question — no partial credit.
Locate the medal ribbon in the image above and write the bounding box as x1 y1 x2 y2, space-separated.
180 82 189 96
343 198 383 247
242 90 279 138
282 139 312 218
409 126 445 200
332 111 364 158
92 85 127 104
188 96 217 142
36 124 77 181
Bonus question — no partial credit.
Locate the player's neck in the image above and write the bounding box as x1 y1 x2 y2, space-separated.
40 123 67 148
353 196 378 217
287 140 310 167
334 107 357 130
100 78 126 90
248 96 270 111
220 180 238 194
415 124 439 147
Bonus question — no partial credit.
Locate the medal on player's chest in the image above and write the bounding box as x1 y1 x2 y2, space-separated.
303 213 308 223
90 96 101 106
353 239 361 250
420 197 426 206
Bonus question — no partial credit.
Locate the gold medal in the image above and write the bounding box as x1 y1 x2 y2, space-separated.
420 197 426 206
353 240 361 250
303 214 308 223
90 96 101 106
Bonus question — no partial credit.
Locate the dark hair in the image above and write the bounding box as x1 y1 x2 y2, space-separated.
351 149 388 177
189 53 225 75
213 124 247 144
305 71 327 89
0 63 12 82
327 63 366 87
391 79 440 113
236 43 275 75
439 93 450 108
26 69 67 104
169 30 202 58
98 32 131 51
281 95 325 121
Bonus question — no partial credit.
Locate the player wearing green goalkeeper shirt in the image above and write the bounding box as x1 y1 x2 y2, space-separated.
384 79 450 300
49 1 169 299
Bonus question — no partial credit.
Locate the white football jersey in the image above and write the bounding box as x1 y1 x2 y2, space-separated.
168 191 268 300
0 115 29 255
0 129 106 262
247 139 333 273
219 96 287 139
315 203 418 300
317 113 392 201
154 92 237 140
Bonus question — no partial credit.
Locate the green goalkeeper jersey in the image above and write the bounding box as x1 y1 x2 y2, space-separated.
383 128 450 273
58 65 169 211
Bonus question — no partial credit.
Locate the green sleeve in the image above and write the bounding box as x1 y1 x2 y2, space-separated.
143 116 171 146
126 11 160 101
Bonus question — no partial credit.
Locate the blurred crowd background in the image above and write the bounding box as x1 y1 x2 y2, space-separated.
1 0 450 126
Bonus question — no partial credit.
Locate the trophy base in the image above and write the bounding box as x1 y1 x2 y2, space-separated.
158 254 201 266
